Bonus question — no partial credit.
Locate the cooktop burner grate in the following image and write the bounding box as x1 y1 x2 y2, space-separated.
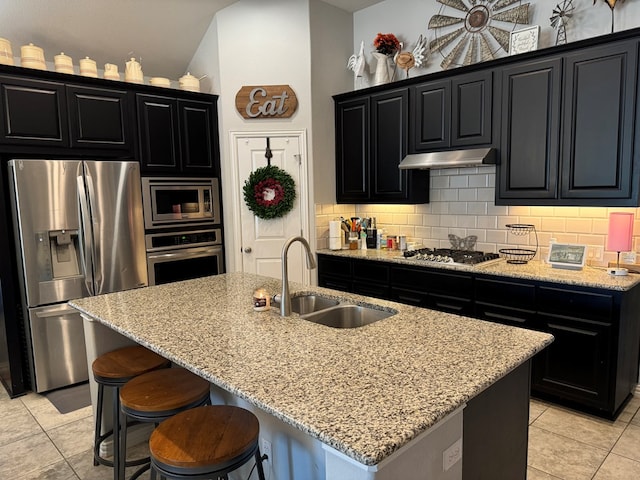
403 248 501 265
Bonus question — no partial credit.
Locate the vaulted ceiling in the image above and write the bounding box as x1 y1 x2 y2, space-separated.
0 0 381 79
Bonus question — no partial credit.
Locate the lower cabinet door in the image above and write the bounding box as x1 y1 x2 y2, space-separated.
532 313 612 411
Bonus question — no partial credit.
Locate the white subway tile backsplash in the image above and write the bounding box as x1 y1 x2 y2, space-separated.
459 188 478 201
450 175 469 188
468 202 488 215
440 189 459 201
468 174 488 188
316 172 640 268
431 176 450 189
566 218 593 233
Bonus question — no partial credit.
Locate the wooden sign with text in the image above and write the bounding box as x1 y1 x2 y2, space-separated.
235 85 298 119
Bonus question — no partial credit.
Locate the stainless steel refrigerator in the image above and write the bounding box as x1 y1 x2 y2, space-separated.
8 159 147 392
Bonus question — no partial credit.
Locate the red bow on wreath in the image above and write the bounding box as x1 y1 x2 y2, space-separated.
243 164 296 219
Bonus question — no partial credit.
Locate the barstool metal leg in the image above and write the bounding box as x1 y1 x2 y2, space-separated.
255 447 266 480
93 383 104 466
113 385 121 480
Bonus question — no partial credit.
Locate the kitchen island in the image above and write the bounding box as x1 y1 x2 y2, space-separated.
70 272 552 480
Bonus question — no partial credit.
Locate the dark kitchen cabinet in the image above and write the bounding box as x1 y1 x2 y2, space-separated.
474 277 536 328
318 252 640 418
409 70 494 152
532 286 615 411
66 85 133 153
0 76 68 147
390 265 474 315
560 41 637 202
334 89 429 204
498 57 562 201
137 94 219 176
498 39 639 205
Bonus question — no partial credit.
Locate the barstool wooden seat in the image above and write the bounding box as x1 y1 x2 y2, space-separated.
118 367 211 479
149 405 266 480
92 345 170 475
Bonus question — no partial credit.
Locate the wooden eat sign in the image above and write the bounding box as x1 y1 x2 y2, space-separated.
235 85 298 119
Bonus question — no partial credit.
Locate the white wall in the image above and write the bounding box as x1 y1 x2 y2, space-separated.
352 0 640 82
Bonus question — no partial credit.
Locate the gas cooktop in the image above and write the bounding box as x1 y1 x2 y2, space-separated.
402 248 501 266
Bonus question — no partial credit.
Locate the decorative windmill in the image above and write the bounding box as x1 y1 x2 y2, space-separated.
394 35 429 79
428 0 530 70
550 0 574 45
347 41 366 89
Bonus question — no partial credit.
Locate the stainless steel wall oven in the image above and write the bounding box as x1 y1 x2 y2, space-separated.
145 228 224 285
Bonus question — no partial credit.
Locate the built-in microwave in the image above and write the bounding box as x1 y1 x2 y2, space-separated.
141 177 220 230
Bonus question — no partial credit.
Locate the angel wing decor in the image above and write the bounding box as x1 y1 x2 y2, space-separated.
347 40 366 89
394 35 429 78
448 234 477 250
428 0 531 70
594 0 625 33
550 0 574 45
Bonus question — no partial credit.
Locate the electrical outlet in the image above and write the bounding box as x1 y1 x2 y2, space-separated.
443 438 462 471
261 438 272 463
593 246 604 261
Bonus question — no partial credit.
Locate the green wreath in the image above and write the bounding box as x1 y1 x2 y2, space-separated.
243 165 296 219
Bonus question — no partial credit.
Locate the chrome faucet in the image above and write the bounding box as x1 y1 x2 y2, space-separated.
280 236 316 316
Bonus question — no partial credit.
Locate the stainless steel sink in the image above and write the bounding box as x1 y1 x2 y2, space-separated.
290 294 340 314
300 304 396 329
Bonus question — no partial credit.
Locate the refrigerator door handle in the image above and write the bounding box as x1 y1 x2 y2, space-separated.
35 306 80 318
77 175 95 296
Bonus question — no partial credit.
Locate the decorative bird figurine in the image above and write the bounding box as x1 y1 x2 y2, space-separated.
347 40 366 89
394 35 428 78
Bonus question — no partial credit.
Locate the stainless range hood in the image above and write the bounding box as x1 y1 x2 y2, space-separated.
398 147 497 170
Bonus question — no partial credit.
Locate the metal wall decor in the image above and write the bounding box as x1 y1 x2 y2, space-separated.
428 0 531 70
550 0 574 45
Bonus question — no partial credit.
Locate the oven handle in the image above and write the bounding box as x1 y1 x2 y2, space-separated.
146 246 222 262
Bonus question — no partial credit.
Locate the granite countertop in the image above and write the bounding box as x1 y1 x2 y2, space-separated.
70 272 552 466
318 248 640 291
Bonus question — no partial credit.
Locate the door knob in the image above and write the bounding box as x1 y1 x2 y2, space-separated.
244 247 252 253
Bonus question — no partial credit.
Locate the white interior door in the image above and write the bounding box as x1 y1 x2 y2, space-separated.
236 134 308 283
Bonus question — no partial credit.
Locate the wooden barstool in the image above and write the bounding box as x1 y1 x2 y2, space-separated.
118 367 211 479
149 405 266 480
92 345 170 475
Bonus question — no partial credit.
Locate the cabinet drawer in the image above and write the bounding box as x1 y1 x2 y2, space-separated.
317 255 352 278
318 275 351 293
475 302 536 328
475 277 535 309
354 281 389 300
390 287 428 307
427 293 473 316
353 259 389 282
538 286 614 322
390 266 472 298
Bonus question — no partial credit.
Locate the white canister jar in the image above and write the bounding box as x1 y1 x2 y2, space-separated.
125 57 143 84
178 72 200 92
20 43 45 70
103 63 120 80
79 57 97 77
54 52 73 74
150 77 170 88
0 38 14 66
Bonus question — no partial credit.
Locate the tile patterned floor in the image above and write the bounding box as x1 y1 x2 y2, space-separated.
1 384 639 479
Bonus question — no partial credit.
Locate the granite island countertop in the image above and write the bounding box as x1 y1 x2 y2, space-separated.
69 272 552 467
318 248 640 291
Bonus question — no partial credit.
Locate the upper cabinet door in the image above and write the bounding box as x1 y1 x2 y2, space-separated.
137 94 180 172
371 89 408 201
560 40 638 203
179 99 217 174
451 70 493 147
335 96 370 203
498 57 562 201
66 85 133 152
0 76 68 146
409 79 450 151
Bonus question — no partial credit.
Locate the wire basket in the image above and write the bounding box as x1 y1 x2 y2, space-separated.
499 224 539 264
498 248 537 264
